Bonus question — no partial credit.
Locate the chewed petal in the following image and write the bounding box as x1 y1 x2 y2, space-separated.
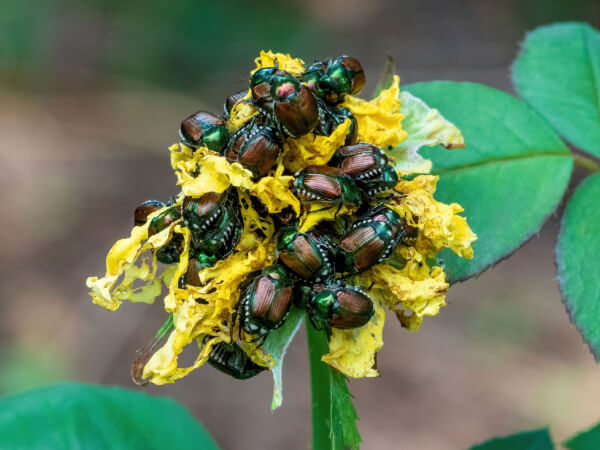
321 296 385 378
170 144 254 196
298 203 355 233
227 90 257 132
252 50 305 76
389 175 477 258
282 119 352 173
361 262 448 332
342 75 407 149
389 91 465 175
86 205 181 311
253 176 301 216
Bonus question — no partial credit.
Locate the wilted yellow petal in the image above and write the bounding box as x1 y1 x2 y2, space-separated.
253 176 301 216
322 296 385 378
282 119 351 173
226 90 257 132
252 50 305 76
298 203 355 233
86 205 182 311
342 75 407 149
170 144 254 197
360 257 448 333
390 175 476 258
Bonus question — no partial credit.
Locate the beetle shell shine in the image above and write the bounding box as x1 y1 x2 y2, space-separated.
179 111 230 152
330 287 374 329
273 85 319 138
225 125 282 177
148 206 181 236
134 199 165 226
278 234 324 279
239 264 294 336
182 191 227 233
339 220 397 272
308 283 374 330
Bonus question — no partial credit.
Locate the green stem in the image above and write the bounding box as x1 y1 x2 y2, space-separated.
307 323 331 450
573 154 600 172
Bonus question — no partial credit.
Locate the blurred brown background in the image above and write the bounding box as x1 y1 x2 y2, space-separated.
2 1 600 448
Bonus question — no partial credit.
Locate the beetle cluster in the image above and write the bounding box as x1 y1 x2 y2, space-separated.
133 55 411 379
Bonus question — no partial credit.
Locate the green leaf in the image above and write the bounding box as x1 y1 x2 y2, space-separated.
556 172 600 359
564 421 600 449
0 382 219 450
263 306 304 410
404 81 573 283
307 324 361 450
511 22 600 158
471 428 553 450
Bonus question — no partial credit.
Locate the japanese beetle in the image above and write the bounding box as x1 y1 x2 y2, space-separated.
145 205 183 265
337 206 405 273
183 189 242 261
235 264 294 337
225 123 282 177
355 164 399 196
148 206 181 236
182 254 218 286
207 341 267 380
355 204 406 237
250 68 319 138
314 102 358 146
179 111 231 153
134 199 165 226
190 201 242 261
329 143 388 179
317 56 366 105
305 282 374 333
270 73 319 138
277 228 334 282
301 60 328 93
292 165 362 210
223 90 248 121
182 191 228 233
156 233 184 265
249 67 280 111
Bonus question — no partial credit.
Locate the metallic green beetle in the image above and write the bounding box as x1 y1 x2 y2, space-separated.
277 228 335 282
292 165 363 212
355 165 399 197
337 205 406 273
303 56 366 105
179 111 231 153
134 199 165 226
207 341 267 380
234 264 294 338
305 282 374 334
182 189 242 262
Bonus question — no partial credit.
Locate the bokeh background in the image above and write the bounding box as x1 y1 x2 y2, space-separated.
2 1 600 448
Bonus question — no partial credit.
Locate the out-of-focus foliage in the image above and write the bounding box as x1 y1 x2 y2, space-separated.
0 383 219 449
471 428 553 450
0 0 317 91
